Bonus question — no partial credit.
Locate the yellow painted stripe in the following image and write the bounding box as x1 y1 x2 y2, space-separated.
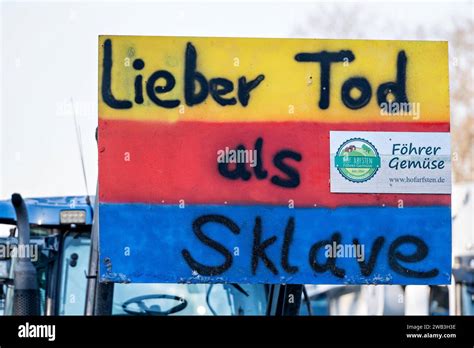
98 36 449 123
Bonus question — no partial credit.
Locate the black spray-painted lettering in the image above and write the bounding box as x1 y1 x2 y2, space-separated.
182 215 440 280
341 77 372 110
254 137 268 180
281 217 299 274
294 49 410 113
146 70 180 108
103 40 411 113
308 232 346 278
101 39 133 109
133 59 145 104
181 214 240 276
353 237 385 276
294 50 355 109
218 137 302 188
388 235 439 278
101 39 264 109
217 144 252 181
376 51 410 112
251 217 278 275
270 150 302 188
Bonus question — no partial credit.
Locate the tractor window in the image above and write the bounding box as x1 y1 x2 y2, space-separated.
58 233 91 315
461 284 474 315
112 283 268 316
429 285 450 316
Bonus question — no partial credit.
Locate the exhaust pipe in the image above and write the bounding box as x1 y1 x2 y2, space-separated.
11 193 40 315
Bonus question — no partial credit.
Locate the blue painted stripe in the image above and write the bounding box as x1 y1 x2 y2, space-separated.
99 204 451 285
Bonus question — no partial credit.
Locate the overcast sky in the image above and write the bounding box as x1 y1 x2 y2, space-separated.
1 0 472 199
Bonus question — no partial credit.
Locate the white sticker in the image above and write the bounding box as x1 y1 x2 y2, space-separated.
330 131 451 194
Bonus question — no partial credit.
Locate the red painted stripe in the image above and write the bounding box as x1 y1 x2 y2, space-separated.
99 120 450 207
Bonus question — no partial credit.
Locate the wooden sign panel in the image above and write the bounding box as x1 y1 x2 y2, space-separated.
98 36 451 284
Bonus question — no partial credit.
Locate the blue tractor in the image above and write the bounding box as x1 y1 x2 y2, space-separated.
0 194 308 316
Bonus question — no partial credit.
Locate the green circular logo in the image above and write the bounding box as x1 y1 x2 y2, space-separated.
335 138 380 183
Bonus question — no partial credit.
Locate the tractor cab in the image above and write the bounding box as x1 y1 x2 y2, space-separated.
0 195 272 316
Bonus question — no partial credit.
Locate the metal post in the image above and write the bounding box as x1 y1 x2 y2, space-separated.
44 245 59 315
282 284 303 315
84 189 99 315
94 281 114 315
266 284 303 316
85 185 114 315
266 284 281 315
